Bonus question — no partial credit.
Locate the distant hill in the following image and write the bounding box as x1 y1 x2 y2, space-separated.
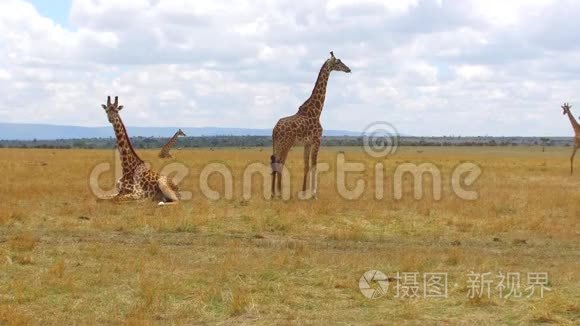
0 123 362 140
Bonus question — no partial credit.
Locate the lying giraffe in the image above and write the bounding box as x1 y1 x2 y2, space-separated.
101 96 180 205
159 129 186 158
562 102 580 175
271 51 351 198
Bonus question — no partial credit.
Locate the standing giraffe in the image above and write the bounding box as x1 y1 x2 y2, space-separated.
101 96 180 205
270 51 351 198
159 129 186 158
562 102 580 175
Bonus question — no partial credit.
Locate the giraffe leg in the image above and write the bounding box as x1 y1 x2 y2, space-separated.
111 193 142 202
310 142 320 198
277 151 289 196
571 146 577 175
270 155 278 199
271 174 278 198
277 163 283 195
96 194 117 201
302 145 311 192
96 177 135 202
271 171 277 199
157 177 179 206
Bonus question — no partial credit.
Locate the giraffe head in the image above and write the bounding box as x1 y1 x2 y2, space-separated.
562 102 572 115
101 96 124 123
328 51 351 73
177 129 186 137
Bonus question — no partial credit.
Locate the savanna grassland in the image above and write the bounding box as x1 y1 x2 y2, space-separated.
0 146 578 325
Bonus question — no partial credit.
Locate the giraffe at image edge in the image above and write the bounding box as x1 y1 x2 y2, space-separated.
562 102 580 175
100 96 180 205
159 129 186 158
270 51 351 198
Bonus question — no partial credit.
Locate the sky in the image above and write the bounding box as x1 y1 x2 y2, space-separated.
0 0 579 136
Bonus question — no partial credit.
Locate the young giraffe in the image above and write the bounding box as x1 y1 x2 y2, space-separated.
270 52 351 198
562 102 580 175
101 96 180 205
159 129 186 158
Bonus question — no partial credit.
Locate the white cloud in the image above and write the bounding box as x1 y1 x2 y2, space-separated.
0 0 578 136
0 69 11 80
455 65 493 81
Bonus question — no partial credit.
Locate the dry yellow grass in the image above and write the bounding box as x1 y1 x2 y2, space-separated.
0 146 578 324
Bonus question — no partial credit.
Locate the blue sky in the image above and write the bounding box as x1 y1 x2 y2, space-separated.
27 0 71 26
0 0 580 136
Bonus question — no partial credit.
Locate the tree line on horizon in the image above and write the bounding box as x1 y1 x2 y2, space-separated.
0 136 571 149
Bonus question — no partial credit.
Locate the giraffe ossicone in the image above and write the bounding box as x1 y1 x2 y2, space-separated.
270 51 351 198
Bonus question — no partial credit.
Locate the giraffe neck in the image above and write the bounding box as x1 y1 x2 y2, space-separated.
111 115 143 172
298 59 332 118
162 132 180 151
566 110 580 132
